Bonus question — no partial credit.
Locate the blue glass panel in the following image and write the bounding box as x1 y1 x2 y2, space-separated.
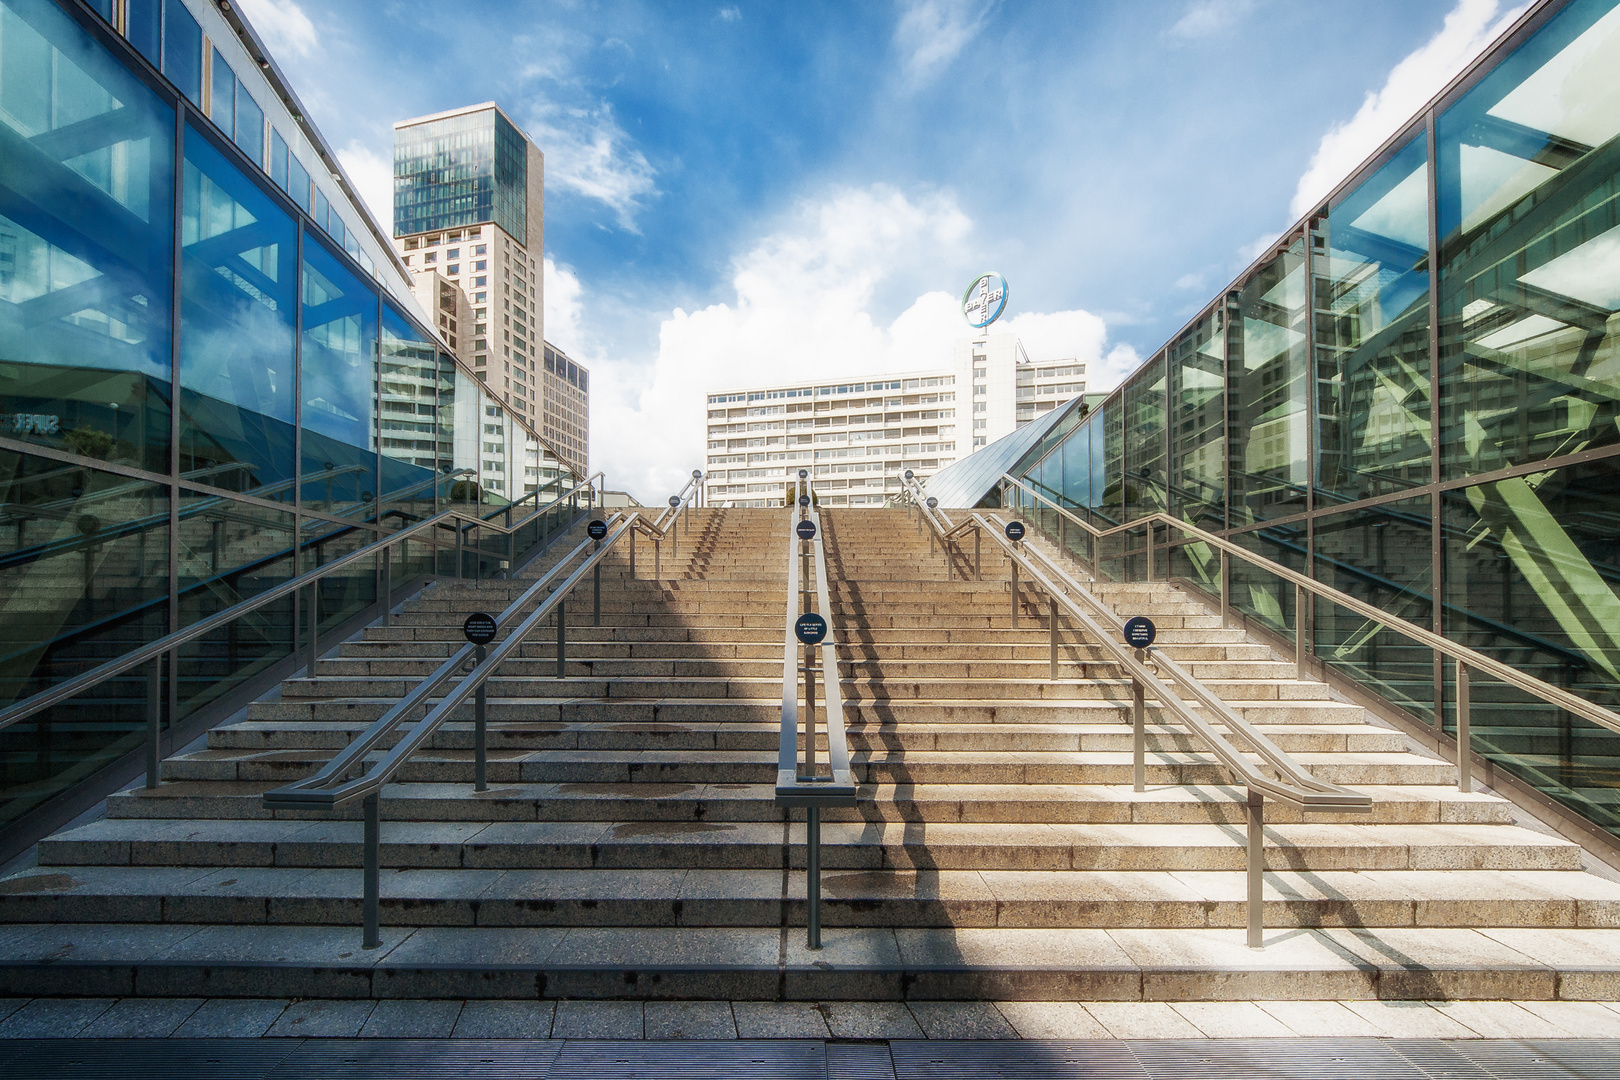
300 234 377 515
1318 135 1432 502
378 303 439 520
0 0 174 473
269 127 288 189
86 0 112 21
234 85 262 167
161 0 200 105
208 47 233 138
1230 237 1310 525
286 152 310 213
125 0 158 66
180 121 296 496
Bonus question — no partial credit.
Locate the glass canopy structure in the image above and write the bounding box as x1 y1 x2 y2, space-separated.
0 0 577 844
951 0 1620 845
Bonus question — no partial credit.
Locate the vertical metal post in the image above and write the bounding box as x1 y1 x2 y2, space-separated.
506 522 515 577
1049 599 1059 681
1247 788 1264 949
556 593 566 678
455 523 463 580
145 655 162 789
1146 526 1154 582
974 529 981 581
306 580 318 673
654 539 661 580
1456 659 1472 792
381 543 392 628
1294 583 1306 672
629 527 637 579
1010 561 1019 629
593 540 602 627
362 791 381 949
474 643 488 793
802 643 817 779
1132 673 1146 793
806 807 822 950
1219 548 1229 627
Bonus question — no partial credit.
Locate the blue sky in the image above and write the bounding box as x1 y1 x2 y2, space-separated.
238 0 1527 497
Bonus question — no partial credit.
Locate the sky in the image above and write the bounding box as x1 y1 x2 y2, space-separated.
238 0 1528 501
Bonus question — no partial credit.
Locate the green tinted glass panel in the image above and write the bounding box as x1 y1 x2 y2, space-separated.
1230 237 1310 525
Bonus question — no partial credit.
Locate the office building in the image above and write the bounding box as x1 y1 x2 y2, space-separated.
704 333 1086 509
703 369 962 508
0 0 579 840
392 105 551 431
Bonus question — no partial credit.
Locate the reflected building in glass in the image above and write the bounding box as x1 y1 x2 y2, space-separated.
0 0 578 845
932 0 1620 848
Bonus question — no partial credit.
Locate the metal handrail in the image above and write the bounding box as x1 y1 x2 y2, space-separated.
0 472 605 746
776 473 856 951
263 510 638 948
620 470 702 580
903 473 1368 949
262 512 632 812
995 471 1620 790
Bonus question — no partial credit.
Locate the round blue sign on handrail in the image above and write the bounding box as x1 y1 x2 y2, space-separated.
795 612 828 645
463 612 497 645
796 519 817 541
1004 520 1025 542
1123 616 1156 649
587 519 607 540
668 495 681 508
798 494 810 507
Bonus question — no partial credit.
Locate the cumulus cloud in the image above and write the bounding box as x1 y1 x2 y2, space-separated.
1290 0 1527 219
577 185 1133 500
335 140 394 235
1167 0 1256 42
543 256 587 357
719 6 741 21
894 0 992 88
236 0 317 60
523 103 658 232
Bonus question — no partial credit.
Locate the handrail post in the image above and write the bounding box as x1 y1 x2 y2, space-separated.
1457 659 1472 792
807 806 822 950
802 641 817 779
1010 560 1019 629
1146 525 1154 582
974 529 981 581
556 592 566 678
306 581 319 674
455 523 463 580
362 791 381 949
1132 669 1146 793
593 535 602 627
1049 599 1059 681
654 538 661 580
1219 548 1229 627
474 643 488 793
1246 787 1264 949
381 543 392 629
629 527 637 579
1294 584 1306 672
145 654 162 789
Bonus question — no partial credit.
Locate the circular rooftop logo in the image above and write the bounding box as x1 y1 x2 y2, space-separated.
962 272 1009 329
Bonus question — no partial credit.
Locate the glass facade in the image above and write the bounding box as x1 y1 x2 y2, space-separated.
393 108 527 240
993 0 1620 842
0 0 574 835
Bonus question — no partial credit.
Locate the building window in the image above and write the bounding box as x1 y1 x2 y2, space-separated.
448 248 460 259
474 276 487 287
447 264 459 275
424 252 436 263
474 260 487 271
473 245 486 255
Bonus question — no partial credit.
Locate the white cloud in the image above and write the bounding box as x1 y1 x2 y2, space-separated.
525 102 658 232
1290 0 1528 219
719 6 741 21
543 256 587 358
1167 0 1256 41
335 140 394 236
894 0 991 88
578 185 1132 501
236 0 317 60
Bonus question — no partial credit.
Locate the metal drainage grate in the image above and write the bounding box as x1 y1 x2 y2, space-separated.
544 1039 828 1079
890 1039 1148 1079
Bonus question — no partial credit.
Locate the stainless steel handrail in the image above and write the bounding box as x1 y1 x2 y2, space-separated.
263 511 638 948
902 473 1369 948
776 473 856 951
623 470 703 579
995 471 1620 791
0 473 604 762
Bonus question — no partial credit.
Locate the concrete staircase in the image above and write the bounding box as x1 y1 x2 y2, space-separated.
4 506 1620 1004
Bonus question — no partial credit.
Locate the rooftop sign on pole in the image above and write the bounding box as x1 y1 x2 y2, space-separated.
962 272 1009 329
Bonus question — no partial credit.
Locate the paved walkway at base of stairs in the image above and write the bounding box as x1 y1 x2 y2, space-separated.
7 994 1620 1042
2 1033 1620 1080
